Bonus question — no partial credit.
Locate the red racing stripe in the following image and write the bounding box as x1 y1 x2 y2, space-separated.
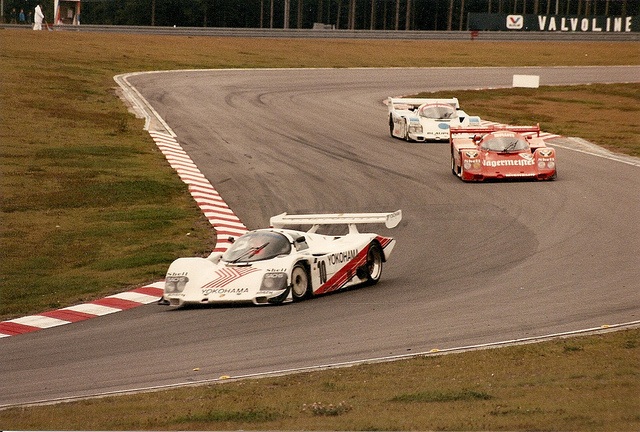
316 247 368 295
315 237 394 295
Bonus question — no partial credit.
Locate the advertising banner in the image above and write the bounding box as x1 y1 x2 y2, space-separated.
468 13 639 32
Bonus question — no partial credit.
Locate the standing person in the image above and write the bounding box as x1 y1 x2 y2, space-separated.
9 8 17 23
33 4 44 30
27 11 33 24
19 9 26 24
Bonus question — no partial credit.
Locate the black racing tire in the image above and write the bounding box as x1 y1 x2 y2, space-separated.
389 116 395 137
451 151 457 176
404 119 411 142
364 243 384 285
291 263 311 301
459 154 467 181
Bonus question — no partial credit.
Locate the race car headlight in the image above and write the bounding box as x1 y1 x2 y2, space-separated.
538 160 556 170
260 272 287 291
408 122 423 134
463 154 481 171
165 275 188 293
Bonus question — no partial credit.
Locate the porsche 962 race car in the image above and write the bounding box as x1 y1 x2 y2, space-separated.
161 210 402 307
388 97 481 142
450 124 557 182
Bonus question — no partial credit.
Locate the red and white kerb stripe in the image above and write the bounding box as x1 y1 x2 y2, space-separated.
149 131 248 252
0 283 164 338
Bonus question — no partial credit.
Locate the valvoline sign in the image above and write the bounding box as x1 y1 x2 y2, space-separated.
469 13 639 32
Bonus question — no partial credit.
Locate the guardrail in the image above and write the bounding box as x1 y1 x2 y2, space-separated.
2 23 639 41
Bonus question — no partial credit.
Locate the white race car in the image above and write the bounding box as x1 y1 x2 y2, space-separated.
388 97 481 142
161 210 402 307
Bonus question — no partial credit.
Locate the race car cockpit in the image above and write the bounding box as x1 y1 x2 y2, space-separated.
419 103 456 120
481 135 530 152
223 231 292 263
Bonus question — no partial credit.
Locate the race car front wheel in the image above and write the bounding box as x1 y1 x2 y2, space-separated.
291 263 311 301
451 152 457 176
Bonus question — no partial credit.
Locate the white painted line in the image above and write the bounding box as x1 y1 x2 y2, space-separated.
64 303 121 316
109 291 161 304
549 137 640 167
9 315 70 329
13 320 636 409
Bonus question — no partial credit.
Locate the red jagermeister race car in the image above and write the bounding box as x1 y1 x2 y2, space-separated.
450 124 557 182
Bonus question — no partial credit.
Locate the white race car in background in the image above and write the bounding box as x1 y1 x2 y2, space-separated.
388 97 481 142
161 211 402 307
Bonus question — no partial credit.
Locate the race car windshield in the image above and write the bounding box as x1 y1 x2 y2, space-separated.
222 231 291 263
419 104 456 120
481 137 529 152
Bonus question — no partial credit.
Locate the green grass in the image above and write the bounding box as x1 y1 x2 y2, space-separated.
2 329 638 430
0 29 639 430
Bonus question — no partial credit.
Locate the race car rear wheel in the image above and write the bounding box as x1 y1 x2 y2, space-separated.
364 243 383 285
389 116 394 137
291 263 311 301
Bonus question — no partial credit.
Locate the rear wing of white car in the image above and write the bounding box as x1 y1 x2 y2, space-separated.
270 210 402 234
388 97 460 113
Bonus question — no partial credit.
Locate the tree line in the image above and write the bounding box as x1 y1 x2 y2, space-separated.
4 0 639 30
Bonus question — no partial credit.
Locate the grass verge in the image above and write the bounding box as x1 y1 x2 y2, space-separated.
2 328 638 430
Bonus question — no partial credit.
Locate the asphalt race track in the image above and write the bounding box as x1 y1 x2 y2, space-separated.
2 66 639 407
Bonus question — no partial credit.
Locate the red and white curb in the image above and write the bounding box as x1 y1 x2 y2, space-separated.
1 131 248 338
149 131 248 252
0 283 164 338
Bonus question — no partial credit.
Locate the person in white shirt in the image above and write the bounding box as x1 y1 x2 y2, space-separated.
33 4 44 30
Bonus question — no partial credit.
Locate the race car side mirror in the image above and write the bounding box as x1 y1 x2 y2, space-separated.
207 252 223 264
294 236 309 251
473 135 482 143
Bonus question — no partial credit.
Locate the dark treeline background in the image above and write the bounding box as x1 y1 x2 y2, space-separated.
4 0 639 30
